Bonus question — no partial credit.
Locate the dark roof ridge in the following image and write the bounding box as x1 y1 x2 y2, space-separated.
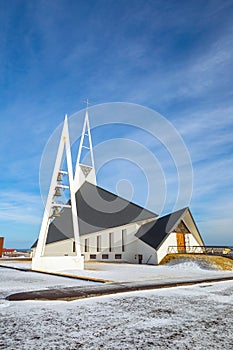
159 207 188 233
82 181 158 217
157 206 188 220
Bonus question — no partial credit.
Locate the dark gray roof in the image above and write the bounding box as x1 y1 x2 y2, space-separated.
135 207 188 250
32 182 157 247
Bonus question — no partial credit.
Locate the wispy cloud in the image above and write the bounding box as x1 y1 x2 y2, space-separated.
0 191 43 225
199 217 233 245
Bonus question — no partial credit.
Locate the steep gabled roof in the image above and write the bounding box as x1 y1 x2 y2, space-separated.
32 182 157 247
76 182 157 233
135 207 188 250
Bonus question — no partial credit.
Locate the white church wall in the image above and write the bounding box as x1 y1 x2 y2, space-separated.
186 233 204 253
156 232 178 264
32 222 144 263
43 238 76 256
80 223 140 263
156 231 204 264
31 219 204 266
136 239 157 264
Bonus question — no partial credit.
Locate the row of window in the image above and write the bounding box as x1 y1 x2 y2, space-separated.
84 229 127 253
90 254 122 260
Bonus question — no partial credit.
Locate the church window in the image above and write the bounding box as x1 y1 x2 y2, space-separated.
122 229 126 252
115 254 122 259
84 238 89 252
109 232 113 252
97 235 101 252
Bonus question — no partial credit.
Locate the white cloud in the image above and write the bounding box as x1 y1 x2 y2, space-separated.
0 191 43 225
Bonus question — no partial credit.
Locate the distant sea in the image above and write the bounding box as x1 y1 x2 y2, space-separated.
15 249 30 252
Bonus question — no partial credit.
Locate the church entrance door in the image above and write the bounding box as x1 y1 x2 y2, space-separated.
138 254 143 264
176 233 186 253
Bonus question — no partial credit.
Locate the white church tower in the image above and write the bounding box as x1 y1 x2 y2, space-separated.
32 115 84 272
74 100 96 191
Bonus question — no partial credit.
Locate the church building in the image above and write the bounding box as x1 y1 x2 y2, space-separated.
31 108 204 272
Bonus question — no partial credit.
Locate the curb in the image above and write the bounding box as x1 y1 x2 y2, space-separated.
6 275 233 301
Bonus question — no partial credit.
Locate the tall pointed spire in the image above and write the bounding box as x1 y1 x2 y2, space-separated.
74 100 96 191
32 115 84 272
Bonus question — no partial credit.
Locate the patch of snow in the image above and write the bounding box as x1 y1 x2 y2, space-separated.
1 273 233 349
0 261 32 269
167 259 224 271
63 261 233 282
0 267 99 300
1 260 233 283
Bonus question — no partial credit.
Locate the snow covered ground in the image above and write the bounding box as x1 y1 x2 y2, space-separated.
69 260 233 282
1 264 233 349
0 267 99 299
1 259 233 282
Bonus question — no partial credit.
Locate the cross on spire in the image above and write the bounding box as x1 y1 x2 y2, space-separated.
84 98 91 109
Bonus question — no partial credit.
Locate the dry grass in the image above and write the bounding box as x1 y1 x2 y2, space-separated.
160 254 233 270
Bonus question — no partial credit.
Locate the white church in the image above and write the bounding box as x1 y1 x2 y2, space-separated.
31 108 204 272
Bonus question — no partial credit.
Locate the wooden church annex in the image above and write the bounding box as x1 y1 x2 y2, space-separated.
31 107 204 272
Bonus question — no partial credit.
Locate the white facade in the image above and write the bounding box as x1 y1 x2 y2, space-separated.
79 221 159 264
154 209 204 263
33 219 158 265
156 232 202 264
32 212 204 265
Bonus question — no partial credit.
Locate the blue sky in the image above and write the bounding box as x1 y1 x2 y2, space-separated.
0 0 233 248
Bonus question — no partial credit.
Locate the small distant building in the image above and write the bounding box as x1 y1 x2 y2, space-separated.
0 237 4 258
2 248 17 256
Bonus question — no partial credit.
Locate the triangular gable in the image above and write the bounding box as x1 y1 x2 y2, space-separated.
174 220 190 233
136 207 203 250
182 209 204 246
